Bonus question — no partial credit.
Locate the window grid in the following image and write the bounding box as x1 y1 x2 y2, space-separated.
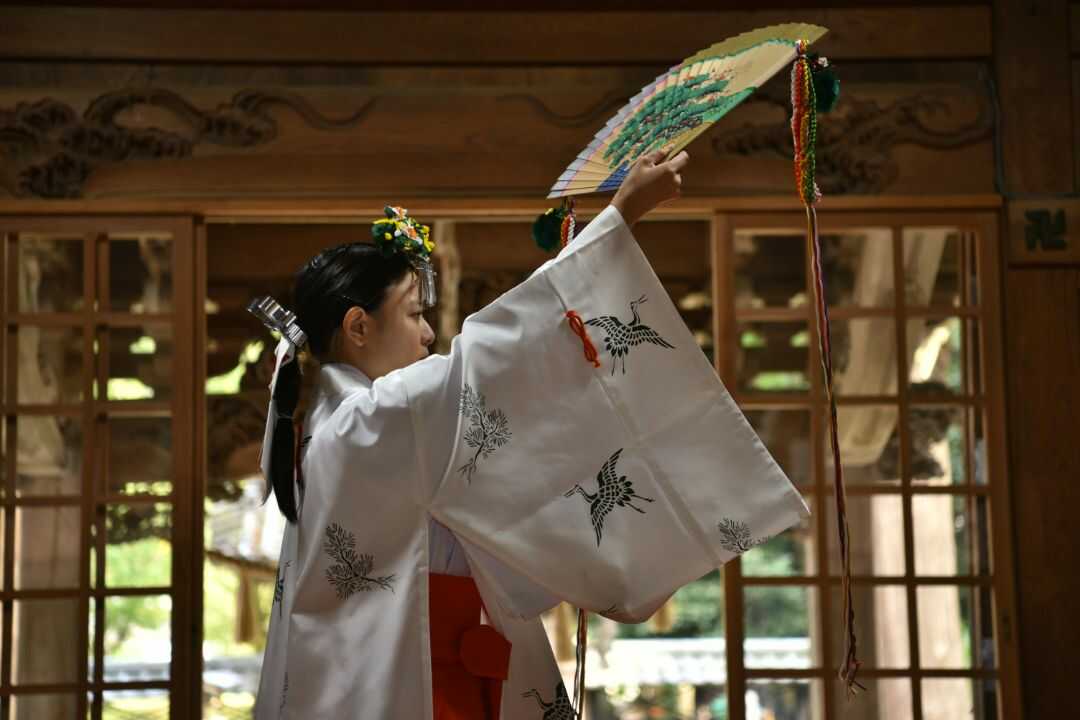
0 219 195 720
718 211 1013 720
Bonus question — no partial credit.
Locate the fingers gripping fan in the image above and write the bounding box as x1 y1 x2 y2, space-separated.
547 23 828 199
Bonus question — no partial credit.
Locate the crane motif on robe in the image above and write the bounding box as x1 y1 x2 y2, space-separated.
522 683 575 720
564 448 654 546
585 294 674 375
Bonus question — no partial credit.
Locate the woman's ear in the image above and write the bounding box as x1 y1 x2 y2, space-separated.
341 306 370 348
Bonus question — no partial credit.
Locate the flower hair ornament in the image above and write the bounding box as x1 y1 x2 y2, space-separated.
371 205 438 308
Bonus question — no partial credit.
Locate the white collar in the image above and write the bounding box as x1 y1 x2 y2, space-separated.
318 362 372 402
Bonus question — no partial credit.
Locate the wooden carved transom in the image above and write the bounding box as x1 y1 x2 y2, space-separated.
0 88 375 198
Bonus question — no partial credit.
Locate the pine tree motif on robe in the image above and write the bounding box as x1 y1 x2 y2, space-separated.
565 449 654 545
457 383 512 482
522 683 576 719
585 295 675 375
273 561 291 618
323 523 396 599
716 517 771 554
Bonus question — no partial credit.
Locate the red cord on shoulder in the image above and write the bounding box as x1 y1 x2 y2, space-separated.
566 310 601 368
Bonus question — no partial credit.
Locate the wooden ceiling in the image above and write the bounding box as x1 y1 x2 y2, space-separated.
4 1 990 10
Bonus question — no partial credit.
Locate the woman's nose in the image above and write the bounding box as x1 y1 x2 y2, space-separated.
421 319 435 347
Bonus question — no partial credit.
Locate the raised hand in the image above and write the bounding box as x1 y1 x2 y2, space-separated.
610 148 690 227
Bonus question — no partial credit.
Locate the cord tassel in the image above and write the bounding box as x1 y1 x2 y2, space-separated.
566 310 601 368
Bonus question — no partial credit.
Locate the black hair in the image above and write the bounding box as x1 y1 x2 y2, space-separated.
269 242 413 523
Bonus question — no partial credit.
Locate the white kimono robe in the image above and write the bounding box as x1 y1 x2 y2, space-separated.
254 205 809 719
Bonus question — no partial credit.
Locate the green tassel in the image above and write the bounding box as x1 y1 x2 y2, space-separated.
532 207 566 253
811 63 840 114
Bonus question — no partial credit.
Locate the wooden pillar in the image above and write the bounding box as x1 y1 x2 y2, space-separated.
993 1 1079 718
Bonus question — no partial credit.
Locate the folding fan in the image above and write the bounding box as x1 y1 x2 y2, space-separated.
547 23 827 199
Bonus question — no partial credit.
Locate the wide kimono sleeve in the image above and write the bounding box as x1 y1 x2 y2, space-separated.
396 205 809 623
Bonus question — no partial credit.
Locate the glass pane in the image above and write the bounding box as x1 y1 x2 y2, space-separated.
971 495 992 576
972 407 987 485
748 678 823 720
744 409 811 486
733 230 806 309
14 505 81 589
11 694 79 719
743 509 815 577
903 227 967 308
917 586 989 670
831 584 909 668
820 227 893 307
921 677 996 720
105 325 173 402
106 503 172 587
16 326 84 404
834 677 914 720
104 594 171 680
736 321 811 394
743 586 819 668
14 415 82 496
109 232 173 313
15 233 84 313
0 421 6 498
108 417 172 495
104 689 169 720
88 598 96 681
829 406 901 485
826 494 905 576
913 494 972 576
967 319 983 396
909 407 967 485
13 598 80 684
907 317 978 397
833 318 897 396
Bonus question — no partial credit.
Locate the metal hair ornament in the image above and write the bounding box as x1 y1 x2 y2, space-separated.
371 205 438 308
247 295 308 349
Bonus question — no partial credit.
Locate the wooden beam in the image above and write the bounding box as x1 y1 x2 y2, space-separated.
0 194 1004 219
1001 267 1080 720
996 2 1077 719
0 7 991 64
1072 3 1080 55
994 0 1074 194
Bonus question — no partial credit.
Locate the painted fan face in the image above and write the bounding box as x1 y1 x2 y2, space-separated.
547 23 828 199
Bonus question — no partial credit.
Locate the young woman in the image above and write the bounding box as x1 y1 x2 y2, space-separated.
252 150 808 719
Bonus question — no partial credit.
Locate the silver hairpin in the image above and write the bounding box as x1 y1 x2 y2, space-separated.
414 259 438 309
248 296 308 349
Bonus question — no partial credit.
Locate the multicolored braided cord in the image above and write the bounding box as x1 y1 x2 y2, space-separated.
792 39 863 698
